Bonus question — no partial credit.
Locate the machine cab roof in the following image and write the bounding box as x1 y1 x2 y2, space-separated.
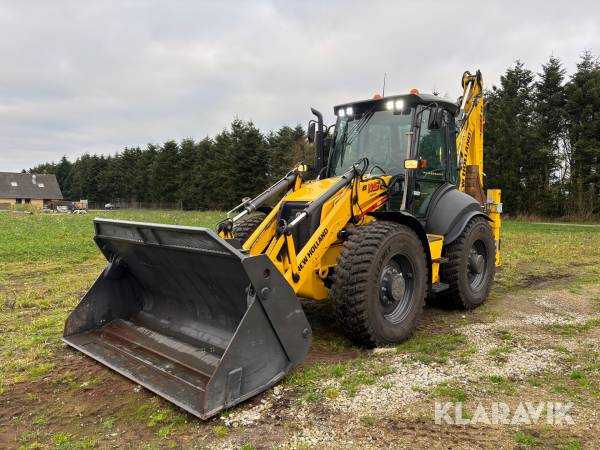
328 92 459 179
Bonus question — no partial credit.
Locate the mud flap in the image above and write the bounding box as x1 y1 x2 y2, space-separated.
63 219 312 419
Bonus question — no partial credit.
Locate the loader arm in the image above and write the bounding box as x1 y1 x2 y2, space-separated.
238 162 393 300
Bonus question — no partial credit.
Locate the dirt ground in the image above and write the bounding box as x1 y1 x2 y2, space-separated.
1 215 599 449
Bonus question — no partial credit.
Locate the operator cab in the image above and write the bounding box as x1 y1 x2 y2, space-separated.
326 92 459 217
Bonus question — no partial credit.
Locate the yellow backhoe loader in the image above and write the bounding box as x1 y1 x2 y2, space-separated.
63 70 502 419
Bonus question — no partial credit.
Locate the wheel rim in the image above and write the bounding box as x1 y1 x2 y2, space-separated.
379 254 415 324
467 239 488 290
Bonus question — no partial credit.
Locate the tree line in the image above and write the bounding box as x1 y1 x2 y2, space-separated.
31 52 599 217
485 51 600 218
31 121 310 210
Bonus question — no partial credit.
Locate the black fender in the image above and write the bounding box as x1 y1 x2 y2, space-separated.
424 183 490 245
445 210 491 244
367 211 432 287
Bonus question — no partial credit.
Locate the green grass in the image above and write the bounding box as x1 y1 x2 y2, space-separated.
430 382 466 402
341 372 376 396
2 214 598 389
513 431 538 447
284 363 348 389
396 332 466 364
488 345 513 357
496 220 600 289
0 210 222 386
545 318 600 336
285 360 386 397
560 439 583 450
1 214 600 448
496 330 515 341
212 425 228 438
359 415 376 426
480 375 516 395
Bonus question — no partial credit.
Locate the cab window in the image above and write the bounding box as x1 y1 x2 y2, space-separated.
417 109 447 180
413 108 449 216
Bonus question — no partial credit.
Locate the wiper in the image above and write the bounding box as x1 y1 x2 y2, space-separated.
338 107 375 167
345 108 375 147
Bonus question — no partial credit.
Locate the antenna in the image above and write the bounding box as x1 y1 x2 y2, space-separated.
382 73 387 97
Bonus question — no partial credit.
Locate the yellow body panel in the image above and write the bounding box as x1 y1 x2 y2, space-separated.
456 72 485 189
486 189 502 267
427 234 444 283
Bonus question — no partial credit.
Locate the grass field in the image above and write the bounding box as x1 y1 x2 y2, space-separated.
1 210 599 449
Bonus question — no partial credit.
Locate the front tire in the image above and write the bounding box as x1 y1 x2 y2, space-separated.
440 216 495 309
330 221 427 347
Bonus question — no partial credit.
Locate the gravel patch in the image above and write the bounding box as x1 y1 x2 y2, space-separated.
213 286 599 448
221 385 284 427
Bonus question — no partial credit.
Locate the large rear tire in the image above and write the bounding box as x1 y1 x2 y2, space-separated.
440 216 495 309
330 221 427 347
233 213 267 245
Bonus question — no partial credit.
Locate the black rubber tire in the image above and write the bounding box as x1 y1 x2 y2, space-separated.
440 216 496 309
330 221 428 347
233 213 267 244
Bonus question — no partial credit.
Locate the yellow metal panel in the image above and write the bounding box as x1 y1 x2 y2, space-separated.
427 234 444 284
283 178 341 202
274 175 393 301
486 189 502 267
456 72 485 191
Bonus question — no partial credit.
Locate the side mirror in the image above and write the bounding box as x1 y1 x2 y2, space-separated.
428 107 443 129
307 121 316 144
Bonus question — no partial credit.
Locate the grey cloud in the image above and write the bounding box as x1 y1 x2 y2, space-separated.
1 0 599 171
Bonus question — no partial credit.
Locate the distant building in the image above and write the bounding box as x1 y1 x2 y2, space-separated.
0 172 63 209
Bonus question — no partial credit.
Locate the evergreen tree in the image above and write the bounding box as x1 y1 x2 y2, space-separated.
177 138 201 209
211 119 269 209
150 141 181 204
564 51 600 216
267 125 309 182
133 145 157 203
121 147 142 202
532 56 567 214
485 61 537 214
194 137 217 209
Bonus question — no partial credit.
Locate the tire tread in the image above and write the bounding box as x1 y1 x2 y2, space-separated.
330 221 426 347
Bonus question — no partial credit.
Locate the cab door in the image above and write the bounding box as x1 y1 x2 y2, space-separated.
411 108 456 218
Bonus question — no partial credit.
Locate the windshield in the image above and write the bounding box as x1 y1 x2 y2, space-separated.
329 108 414 176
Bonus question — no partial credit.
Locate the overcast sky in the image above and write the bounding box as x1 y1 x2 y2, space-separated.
1 1 599 172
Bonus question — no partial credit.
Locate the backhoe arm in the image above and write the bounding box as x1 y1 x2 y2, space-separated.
456 70 502 266
456 70 486 204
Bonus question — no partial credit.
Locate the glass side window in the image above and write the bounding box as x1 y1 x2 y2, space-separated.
417 109 447 180
413 108 449 217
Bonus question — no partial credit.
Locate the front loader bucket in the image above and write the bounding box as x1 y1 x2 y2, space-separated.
63 219 311 419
